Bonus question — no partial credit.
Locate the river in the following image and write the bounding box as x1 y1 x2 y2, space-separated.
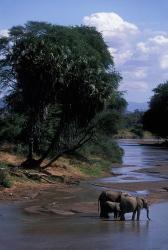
0 139 168 250
99 139 168 184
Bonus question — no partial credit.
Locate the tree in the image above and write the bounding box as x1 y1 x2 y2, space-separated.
123 110 144 138
0 21 122 168
143 81 168 139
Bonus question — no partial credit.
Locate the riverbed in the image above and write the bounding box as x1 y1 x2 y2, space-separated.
0 139 168 250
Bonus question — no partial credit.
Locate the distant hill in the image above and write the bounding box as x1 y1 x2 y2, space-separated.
127 102 148 112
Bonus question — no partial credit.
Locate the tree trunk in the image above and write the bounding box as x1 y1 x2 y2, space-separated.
28 137 33 160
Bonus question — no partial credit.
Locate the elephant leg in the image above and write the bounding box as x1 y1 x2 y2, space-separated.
102 210 109 218
113 207 118 218
100 205 104 217
115 211 120 218
100 205 109 218
100 211 104 218
136 208 141 221
114 211 117 218
105 213 109 219
100 208 105 218
120 212 125 221
100 203 106 217
132 210 136 221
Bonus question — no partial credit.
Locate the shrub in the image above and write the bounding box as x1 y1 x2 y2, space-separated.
0 163 12 188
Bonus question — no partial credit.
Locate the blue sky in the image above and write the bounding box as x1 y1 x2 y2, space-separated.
0 0 168 103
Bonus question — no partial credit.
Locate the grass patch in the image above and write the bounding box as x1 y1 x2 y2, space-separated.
79 159 112 176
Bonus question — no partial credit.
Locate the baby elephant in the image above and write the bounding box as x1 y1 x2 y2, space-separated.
100 201 121 219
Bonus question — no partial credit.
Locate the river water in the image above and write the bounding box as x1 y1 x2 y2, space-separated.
99 139 168 184
0 140 168 250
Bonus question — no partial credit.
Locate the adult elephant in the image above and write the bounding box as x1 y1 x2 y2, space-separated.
98 190 123 218
120 195 151 221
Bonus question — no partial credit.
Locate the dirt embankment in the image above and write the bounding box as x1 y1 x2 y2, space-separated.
0 150 88 201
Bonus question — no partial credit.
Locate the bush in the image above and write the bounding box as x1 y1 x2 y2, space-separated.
0 163 12 188
80 135 123 163
74 135 124 176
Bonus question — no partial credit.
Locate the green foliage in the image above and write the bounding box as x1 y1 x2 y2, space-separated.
12 144 28 156
143 81 168 138
79 135 123 164
118 109 144 138
0 112 26 143
0 163 12 188
96 92 127 136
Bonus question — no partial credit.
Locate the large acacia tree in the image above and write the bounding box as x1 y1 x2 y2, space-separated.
143 81 168 139
0 21 122 168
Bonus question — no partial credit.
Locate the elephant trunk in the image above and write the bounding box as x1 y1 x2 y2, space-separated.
146 208 151 220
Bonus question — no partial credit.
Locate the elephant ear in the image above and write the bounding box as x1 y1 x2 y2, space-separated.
136 197 144 208
141 198 148 209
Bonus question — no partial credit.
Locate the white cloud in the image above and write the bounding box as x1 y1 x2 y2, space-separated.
0 29 9 38
83 12 140 69
120 81 148 92
109 48 133 65
137 35 168 56
136 34 168 75
133 68 147 79
160 55 168 70
83 12 139 39
150 35 168 46
137 42 150 54
124 68 147 80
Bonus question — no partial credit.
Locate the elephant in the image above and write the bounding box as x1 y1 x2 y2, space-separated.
119 194 151 221
100 201 121 219
98 190 127 218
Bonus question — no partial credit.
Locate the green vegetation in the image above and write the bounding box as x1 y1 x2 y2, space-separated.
0 21 126 173
143 81 168 140
0 163 12 188
117 110 144 138
68 138 123 177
